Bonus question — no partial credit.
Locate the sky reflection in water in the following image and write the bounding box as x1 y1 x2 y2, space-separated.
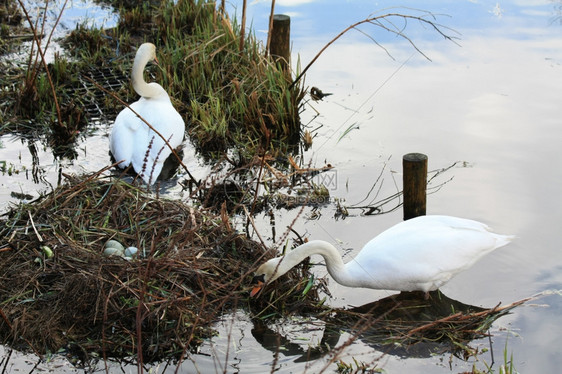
226 1 562 372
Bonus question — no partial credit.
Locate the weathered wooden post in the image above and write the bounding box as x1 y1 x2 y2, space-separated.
403 153 427 220
269 14 290 72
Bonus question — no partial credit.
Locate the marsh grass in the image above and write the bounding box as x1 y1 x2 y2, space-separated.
151 0 305 156
0 1 128 157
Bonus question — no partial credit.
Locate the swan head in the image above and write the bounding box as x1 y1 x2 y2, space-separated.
137 43 159 65
250 257 285 297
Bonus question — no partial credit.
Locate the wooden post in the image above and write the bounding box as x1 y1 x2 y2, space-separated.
403 153 427 220
269 14 290 72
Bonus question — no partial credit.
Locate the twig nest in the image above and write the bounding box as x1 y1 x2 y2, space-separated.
104 240 125 257
0 175 285 362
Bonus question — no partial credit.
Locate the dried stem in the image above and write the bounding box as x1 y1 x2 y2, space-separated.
265 0 276 58
290 11 460 89
239 0 246 52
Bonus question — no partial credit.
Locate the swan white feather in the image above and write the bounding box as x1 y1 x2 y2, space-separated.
110 43 185 185
251 215 513 295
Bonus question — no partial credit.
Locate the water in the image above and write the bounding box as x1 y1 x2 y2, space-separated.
21 0 118 37
2 0 562 372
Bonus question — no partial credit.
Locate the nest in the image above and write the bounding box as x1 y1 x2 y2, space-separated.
0 171 323 363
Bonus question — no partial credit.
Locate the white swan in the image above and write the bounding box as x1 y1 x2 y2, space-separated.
251 215 513 296
109 43 185 185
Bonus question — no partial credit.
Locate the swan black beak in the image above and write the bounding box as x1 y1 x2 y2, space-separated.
250 274 265 297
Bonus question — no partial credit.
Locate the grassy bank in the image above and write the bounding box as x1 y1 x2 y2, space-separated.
0 0 304 160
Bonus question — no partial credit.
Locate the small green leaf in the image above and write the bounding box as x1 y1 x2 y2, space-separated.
302 275 314 296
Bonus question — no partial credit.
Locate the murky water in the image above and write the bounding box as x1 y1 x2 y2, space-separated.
2 0 562 372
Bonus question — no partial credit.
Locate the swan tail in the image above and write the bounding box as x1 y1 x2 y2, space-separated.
494 234 515 249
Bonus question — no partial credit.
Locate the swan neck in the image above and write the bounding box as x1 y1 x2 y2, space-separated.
282 241 354 286
131 51 163 99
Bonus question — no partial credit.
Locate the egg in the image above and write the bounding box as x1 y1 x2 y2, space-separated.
124 247 138 259
105 240 124 251
104 240 125 257
103 246 124 257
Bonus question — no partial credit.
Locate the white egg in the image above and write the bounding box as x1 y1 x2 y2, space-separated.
124 247 138 258
103 246 124 257
105 240 125 252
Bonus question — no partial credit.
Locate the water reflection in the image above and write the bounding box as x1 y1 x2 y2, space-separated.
251 317 340 363
0 135 57 209
236 1 562 372
250 290 525 364
21 0 118 39
234 0 562 43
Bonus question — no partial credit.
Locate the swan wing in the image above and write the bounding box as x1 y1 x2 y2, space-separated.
347 216 511 291
110 101 147 168
128 98 185 184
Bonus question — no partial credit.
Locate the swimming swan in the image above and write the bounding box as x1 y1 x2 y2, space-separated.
251 215 513 296
110 43 185 185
